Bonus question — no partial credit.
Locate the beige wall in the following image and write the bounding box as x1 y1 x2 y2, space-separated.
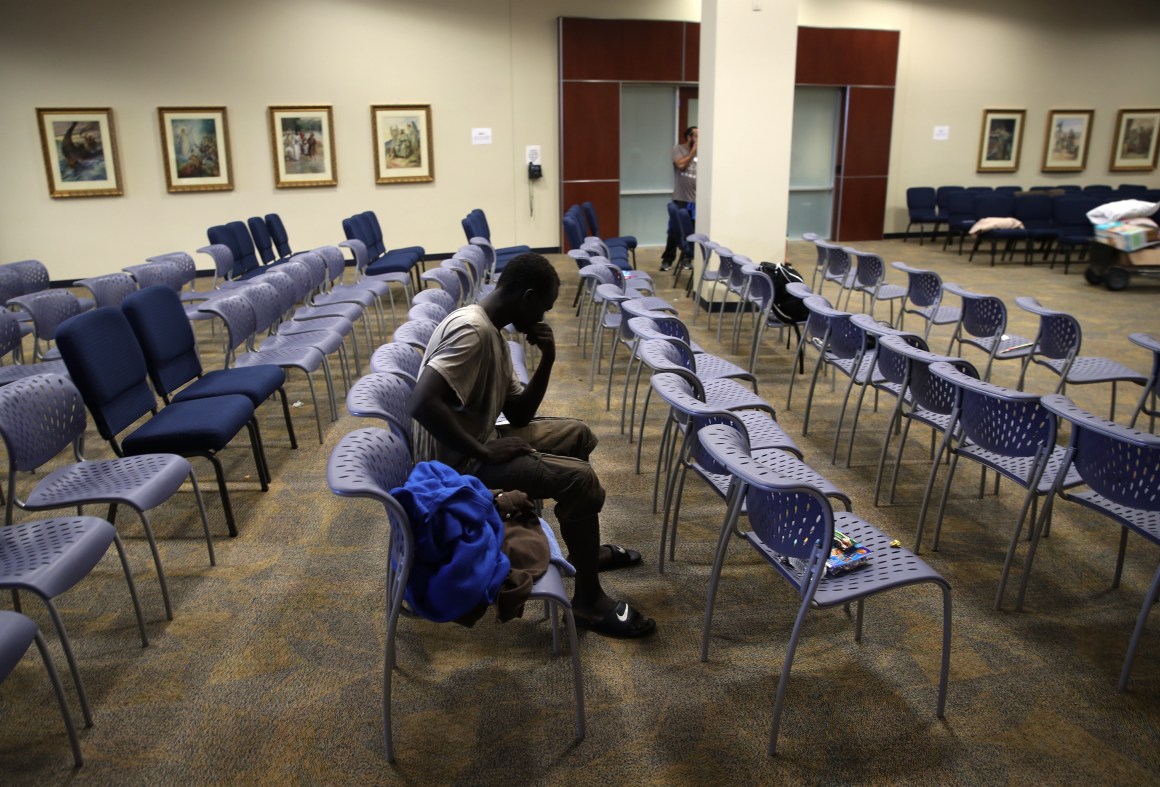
1 0 1157 280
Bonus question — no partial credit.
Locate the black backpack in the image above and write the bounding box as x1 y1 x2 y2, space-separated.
758 261 808 324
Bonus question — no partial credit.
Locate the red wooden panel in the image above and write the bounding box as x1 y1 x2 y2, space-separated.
562 181 621 249
683 22 700 82
836 177 888 241
561 82 619 182
560 18 685 82
843 87 894 177
796 27 899 87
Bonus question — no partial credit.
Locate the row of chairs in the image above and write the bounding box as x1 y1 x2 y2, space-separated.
905 184 1159 248
562 203 637 271
571 268 953 754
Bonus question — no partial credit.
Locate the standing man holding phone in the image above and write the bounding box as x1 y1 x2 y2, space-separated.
660 125 697 272
410 253 657 639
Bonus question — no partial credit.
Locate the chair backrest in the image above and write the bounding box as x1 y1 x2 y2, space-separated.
800 295 834 346
936 186 964 212
124 260 179 291
945 190 976 222
122 285 204 398
0 267 24 308
411 287 456 313
994 186 1022 194
226 220 261 278
346 373 415 450
973 192 1016 220
277 261 315 304
197 243 235 286
9 290 82 346
892 262 943 309
55 307 160 442
1016 296 1081 361
294 251 329 294
314 245 347 286
361 211 389 256
879 334 977 415
440 259 474 301
0 372 86 473
0 309 25 360
340 238 370 275
929 361 1055 459
907 187 936 211
327 427 415 579
370 341 422 381
6 260 50 296
258 271 301 318
637 339 703 398
248 216 276 264
1013 193 1053 227
943 283 1007 342
393 319 439 351
1052 195 1102 230
197 293 256 363
77 272 137 309
407 301 448 323
144 252 198 291
580 201 600 237
849 250 885 290
420 267 462 306
265 213 292 257
850 314 928 384
239 281 287 335
1041 394 1160 512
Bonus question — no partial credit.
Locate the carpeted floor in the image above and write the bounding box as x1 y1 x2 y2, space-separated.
1 238 1158 784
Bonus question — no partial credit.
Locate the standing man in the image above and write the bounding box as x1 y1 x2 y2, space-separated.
660 125 697 272
409 253 657 639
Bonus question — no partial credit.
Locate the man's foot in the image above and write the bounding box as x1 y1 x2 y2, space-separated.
575 601 657 639
659 261 673 272
568 544 643 572
679 258 693 270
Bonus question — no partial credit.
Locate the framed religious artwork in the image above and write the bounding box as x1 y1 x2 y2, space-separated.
268 105 337 187
371 104 434 184
36 107 124 197
1109 108 1160 172
1041 109 1093 172
158 107 234 192
976 109 1025 173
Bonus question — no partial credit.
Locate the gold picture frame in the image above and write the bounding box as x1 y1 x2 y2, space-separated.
977 109 1025 173
371 104 434 184
1109 108 1160 172
1041 109 1093 173
268 105 337 188
36 107 123 198
158 106 234 193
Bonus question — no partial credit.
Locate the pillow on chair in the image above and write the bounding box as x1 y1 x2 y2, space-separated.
969 217 1025 234
1086 199 1160 224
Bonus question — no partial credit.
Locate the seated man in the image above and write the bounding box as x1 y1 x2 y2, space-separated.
410 253 656 639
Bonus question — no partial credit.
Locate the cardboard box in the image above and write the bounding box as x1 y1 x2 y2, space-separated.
1095 222 1160 252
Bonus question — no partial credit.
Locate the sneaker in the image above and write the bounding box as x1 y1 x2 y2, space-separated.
680 259 693 270
659 262 673 272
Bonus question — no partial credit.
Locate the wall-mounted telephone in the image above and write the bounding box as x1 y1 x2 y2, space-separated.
528 162 542 180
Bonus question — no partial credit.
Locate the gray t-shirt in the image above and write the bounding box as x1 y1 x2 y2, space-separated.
419 304 524 471
672 143 697 203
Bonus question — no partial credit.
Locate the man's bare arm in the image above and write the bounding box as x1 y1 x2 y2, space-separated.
410 368 532 464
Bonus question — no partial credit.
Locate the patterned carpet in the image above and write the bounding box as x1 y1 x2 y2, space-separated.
0 238 1158 784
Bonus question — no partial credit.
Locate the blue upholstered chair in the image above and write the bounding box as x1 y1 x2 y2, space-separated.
56 307 267 538
905 186 942 244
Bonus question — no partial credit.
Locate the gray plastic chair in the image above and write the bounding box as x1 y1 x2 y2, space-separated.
1015 297 1147 420
392 318 439 351
845 250 906 322
0 309 67 386
410 287 456 314
1028 395 1160 691
943 283 1032 381
8 290 82 361
0 515 147 728
327 427 584 762
0 373 215 620
406 301 448 324
891 262 961 340
0 610 82 767
77 272 137 309
697 423 951 756
651 373 846 574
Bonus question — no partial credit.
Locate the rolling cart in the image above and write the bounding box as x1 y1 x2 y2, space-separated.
1084 240 1160 291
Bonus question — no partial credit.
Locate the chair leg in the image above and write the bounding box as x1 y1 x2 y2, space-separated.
801 347 828 436
873 398 905 507
126 507 173 621
768 580 817 756
244 420 271 491
560 604 586 740
275 385 299 450
915 432 955 552
634 387 654 475
888 419 915 504
187 471 216 566
701 484 744 662
202 453 239 537
32 631 83 767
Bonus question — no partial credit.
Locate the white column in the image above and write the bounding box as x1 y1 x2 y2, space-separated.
698 0 799 264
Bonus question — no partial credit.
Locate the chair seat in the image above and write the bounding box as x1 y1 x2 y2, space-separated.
873 283 907 301
702 378 771 412
238 345 325 373
746 512 946 607
694 354 755 383
26 454 193 512
121 394 255 456
832 353 877 385
1063 489 1160 546
279 315 354 336
736 411 801 457
0 516 117 599
1040 356 1147 386
172 365 286 407
295 302 362 323
962 333 1034 359
914 305 961 326
263 329 345 355
955 442 1082 495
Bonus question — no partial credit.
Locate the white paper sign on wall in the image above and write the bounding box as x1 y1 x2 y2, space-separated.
472 128 493 145
933 125 950 141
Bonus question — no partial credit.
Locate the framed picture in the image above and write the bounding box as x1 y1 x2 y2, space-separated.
158 107 233 193
1041 109 1093 172
976 109 1025 173
371 104 434 184
1109 108 1160 172
268 105 337 188
36 107 123 198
